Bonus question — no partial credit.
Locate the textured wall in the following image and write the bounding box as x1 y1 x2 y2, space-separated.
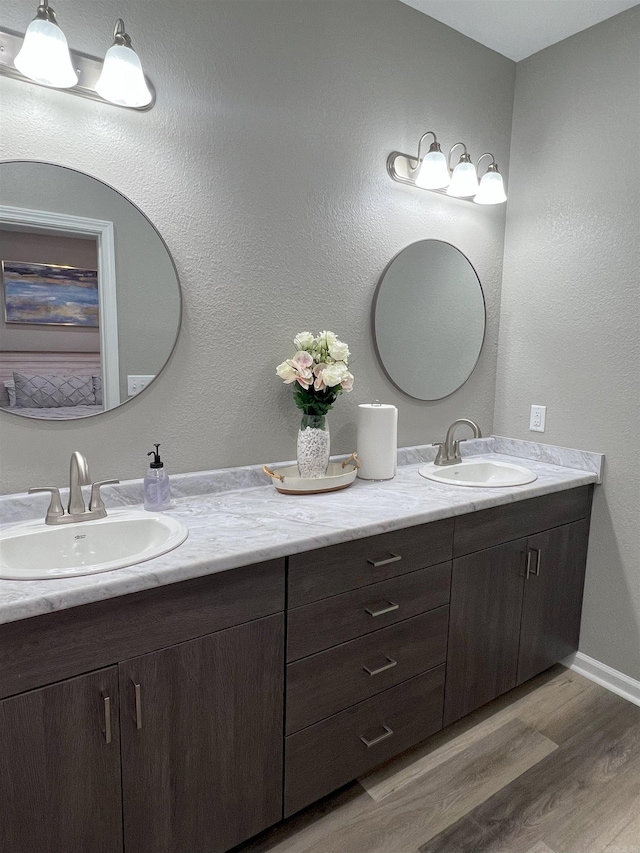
495 7 640 679
0 0 514 494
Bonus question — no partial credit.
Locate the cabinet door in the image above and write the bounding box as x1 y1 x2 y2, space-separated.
517 519 590 684
444 538 526 726
119 613 284 853
0 667 122 853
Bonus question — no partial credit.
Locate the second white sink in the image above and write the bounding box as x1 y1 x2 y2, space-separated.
0 508 189 580
419 458 537 487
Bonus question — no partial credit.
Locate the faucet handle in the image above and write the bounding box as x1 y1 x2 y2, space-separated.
432 442 446 465
452 438 465 462
89 479 120 514
28 487 65 523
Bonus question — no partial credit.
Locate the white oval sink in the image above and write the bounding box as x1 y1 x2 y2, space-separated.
419 458 537 488
0 508 189 580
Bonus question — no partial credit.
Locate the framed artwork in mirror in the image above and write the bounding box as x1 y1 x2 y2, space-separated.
2 260 99 326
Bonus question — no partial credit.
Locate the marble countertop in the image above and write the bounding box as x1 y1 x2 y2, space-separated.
0 437 603 626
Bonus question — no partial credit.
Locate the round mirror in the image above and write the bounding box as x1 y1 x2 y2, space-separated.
373 240 485 400
0 161 181 420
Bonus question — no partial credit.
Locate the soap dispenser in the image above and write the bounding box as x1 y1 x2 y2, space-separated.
144 443 171 511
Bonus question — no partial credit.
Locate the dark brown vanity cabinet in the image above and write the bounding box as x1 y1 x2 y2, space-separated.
444 487 593 725
0 559 285 853
284 518 454 816
0 486 595 850
119 614 284 853
0 667 123 853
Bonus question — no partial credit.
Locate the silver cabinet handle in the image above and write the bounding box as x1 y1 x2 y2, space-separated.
531 548 541 576
367 553 402 567
365 601 400 618
525 549 533 579
526 548 541 579
360 724 394 748
103 695 112 744
363 656 398 676
133 681 143 730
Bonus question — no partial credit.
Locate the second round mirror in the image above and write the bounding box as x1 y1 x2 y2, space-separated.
373 240 485 400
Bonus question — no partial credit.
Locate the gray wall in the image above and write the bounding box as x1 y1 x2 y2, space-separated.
495 7 640 679
0 0 514 493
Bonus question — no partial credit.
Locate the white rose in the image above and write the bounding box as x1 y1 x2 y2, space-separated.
321 362 348 387
318 330 337 349
293 331 314 350
328 338 350 362
276 360 297 383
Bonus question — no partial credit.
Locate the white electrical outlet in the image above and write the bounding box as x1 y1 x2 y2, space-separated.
127 375 155 397
530 404 546 432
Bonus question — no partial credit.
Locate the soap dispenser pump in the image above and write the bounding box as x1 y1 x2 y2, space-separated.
143 443 171 511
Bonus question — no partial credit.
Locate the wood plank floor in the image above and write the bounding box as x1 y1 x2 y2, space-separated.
236 666 640 853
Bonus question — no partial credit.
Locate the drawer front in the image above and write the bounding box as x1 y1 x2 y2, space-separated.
284 665 445 817
286 606 449 734
453 485 593 557
288 518 454 607
287 561 451 662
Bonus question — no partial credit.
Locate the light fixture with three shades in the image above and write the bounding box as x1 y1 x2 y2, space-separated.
388 130 507 205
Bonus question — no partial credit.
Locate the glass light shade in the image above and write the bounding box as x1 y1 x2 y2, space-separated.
474 170 507 205
415 150 451 190
14 18 78 88
95 44 152 108
447 161 479 198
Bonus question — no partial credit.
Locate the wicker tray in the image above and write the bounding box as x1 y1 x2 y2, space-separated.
263 453 359 495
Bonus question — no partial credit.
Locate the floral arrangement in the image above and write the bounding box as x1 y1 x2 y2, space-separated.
276 331 354 416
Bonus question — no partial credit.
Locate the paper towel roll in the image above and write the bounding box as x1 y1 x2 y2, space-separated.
357 402 398 480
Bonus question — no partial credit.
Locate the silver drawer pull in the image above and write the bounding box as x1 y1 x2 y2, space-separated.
103 695 112 744
367 553 402 568
360 724 394 748
363 656 397 676
365 601 400 618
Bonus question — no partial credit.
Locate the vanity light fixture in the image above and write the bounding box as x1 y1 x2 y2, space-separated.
0 2 155 109
387 132 506 205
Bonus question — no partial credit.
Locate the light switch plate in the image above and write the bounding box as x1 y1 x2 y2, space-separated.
127 375 155 397
530 404 546 432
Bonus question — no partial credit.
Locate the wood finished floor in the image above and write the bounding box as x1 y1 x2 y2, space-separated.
236 666 640 853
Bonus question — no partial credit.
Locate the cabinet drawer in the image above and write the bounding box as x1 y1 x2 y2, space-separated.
288 518 453 607
286 606 448 734
287 561 451 662
453 485 593 557
284 665 445 817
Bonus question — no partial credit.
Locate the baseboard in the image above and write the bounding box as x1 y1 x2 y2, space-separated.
562 651 640 707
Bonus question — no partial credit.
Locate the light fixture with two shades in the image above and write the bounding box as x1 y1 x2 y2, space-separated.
388 131 507 205
0 0 154 109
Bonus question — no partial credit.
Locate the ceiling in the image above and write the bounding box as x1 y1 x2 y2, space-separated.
399 0 639 61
